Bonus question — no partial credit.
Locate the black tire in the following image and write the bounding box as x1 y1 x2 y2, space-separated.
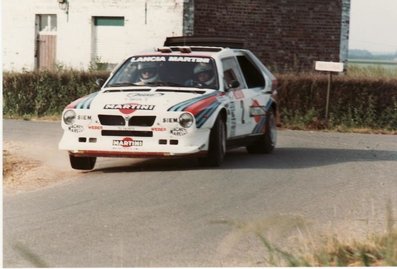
69 155 97 170
198 115 226 167
247 110 276 154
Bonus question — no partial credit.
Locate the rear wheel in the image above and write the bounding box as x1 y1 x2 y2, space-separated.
198 115 226 167
69 155 97 170
247 110 276 154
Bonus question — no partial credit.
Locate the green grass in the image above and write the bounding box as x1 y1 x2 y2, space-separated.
346 62 397 78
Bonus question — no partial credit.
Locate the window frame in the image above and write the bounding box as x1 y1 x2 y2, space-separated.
221 56 247 91
237 55 266 89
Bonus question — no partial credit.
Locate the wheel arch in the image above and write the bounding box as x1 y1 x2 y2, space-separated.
270 99 280 126
219 107 227 123
202 106 227 129
270 99 278 116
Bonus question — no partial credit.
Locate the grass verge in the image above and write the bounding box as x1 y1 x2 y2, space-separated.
216 206 396 266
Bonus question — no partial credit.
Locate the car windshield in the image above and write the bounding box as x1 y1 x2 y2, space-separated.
106 55 218 89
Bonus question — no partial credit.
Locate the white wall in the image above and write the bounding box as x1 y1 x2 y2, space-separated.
2 0 184 71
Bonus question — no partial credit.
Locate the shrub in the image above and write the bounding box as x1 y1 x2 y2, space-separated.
276 73 397 131
3 70 109 117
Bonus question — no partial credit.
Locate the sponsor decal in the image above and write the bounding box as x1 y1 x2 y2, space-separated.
104 103 155 115
171 127 188 136
115 126 136 131
88 125 102 130
127 93 164 98
77 115 92 120
250 106 266 117
168 56 210 63
229 102 237 137
113 137 143 147
152 127 167 132
126 93 164 101
163 118 178 123
130 56 166 62
233 90 245 99
129 56 210 63
68 124 84 133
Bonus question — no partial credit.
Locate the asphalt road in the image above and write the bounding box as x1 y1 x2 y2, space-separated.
3 119 397 267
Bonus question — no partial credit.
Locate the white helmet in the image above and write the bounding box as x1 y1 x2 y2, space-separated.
194 63 215 86
138 62 159 83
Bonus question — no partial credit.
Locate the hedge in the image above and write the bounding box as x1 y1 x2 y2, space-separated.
3 71 397 130
277 73 397 130
3 71 109 117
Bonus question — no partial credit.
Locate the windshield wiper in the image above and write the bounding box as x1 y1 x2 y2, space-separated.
106 82 139 87
144 81 186 87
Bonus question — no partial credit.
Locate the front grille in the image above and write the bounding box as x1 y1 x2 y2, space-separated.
98 115 125 126
101 130 153 137
98 115 156 126
128 116 156 126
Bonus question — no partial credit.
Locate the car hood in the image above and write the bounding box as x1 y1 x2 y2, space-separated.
66 87 220 113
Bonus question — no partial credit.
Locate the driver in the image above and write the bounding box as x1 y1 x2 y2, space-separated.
192 63 216 88
136 62 159 85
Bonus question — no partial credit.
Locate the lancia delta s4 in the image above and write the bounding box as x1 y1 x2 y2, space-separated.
59 38 278 170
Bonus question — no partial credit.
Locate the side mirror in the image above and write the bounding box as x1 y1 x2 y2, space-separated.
228 80 240 89
95 78 105 87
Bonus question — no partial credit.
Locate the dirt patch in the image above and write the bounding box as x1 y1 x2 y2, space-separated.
3 142 77 194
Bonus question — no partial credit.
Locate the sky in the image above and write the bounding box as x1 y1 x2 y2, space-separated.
349 0 397 53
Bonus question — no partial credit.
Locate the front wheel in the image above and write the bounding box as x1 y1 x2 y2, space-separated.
198 115 226 167
69 155 97 170
246 110 277 154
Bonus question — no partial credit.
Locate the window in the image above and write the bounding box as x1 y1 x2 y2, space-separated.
237 55 265 88
94 17 125 26
38 14 57 32
221 57 245 90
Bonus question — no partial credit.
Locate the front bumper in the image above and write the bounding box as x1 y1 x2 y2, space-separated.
59 127 210 158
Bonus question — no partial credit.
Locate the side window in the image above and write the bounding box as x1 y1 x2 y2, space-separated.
237 55 265 88
221 57 245 90
223 69 237 88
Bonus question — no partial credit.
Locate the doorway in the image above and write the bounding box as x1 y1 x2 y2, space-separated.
35 14 57 70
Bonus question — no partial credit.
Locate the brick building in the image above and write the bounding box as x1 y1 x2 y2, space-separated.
185 0 350 72
3 0 350 72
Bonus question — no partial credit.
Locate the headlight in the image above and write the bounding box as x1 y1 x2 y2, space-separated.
63 110 76 125
179 112 194 128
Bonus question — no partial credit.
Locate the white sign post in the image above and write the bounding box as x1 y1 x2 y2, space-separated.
315 61 344 124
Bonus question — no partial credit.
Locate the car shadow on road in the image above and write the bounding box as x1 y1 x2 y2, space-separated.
92 147 397 173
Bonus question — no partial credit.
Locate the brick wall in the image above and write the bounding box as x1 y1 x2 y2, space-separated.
192 0 350 72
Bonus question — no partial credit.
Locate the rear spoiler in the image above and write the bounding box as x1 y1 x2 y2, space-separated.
164 36 245 49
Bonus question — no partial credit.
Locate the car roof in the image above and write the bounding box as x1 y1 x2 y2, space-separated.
134 46 244 59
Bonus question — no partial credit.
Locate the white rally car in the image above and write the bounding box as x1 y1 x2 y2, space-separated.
59 38 278 170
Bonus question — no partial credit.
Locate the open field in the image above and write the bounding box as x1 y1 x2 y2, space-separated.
347 59 397 76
